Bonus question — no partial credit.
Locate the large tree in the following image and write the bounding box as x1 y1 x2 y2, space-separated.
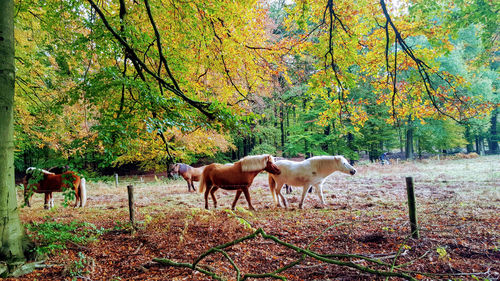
0 0 28 275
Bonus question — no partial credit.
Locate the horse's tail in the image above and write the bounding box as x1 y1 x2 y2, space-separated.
198 172 207 194
79 178 87 207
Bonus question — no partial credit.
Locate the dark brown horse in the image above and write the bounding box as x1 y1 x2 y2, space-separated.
199 154 281 210
171 163 206 192
23 167 87 209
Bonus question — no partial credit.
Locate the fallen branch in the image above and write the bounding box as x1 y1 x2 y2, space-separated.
132 242 143 255
153 228 419 280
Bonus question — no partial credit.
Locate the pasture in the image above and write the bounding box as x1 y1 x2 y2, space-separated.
13 155 499 280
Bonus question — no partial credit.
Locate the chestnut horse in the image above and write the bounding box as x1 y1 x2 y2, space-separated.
268 155 356 209
23 167 87 209
171 163 206 192
199 154 281 210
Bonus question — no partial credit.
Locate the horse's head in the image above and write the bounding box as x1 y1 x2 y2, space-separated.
264 155 281 175
167 164 179 177
337 156 356 175
47 165 70 174
24 167 52 187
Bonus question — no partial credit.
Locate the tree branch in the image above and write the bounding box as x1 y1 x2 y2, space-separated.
86 0 216 119
379 0 476 123
153 228 423 281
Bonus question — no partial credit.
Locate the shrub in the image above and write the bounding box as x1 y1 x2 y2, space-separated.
25 218 106 255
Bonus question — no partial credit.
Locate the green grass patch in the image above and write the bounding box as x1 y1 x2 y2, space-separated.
25 217 107 255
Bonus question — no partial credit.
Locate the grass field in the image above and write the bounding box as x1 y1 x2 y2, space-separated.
13 155 499 280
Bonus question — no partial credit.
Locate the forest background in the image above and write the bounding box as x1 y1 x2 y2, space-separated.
13 0 499 177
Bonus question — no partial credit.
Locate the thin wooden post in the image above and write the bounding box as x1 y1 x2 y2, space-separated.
114 173 119 188
405 177 419 239
127 185 135 226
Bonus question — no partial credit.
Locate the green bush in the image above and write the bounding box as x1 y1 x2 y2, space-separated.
25 218 106 255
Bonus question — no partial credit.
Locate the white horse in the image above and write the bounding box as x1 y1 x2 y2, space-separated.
268 155 356 209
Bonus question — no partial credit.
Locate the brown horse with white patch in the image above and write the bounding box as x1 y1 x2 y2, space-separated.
171 163 205 192
23 167 87 209
199 154 281 210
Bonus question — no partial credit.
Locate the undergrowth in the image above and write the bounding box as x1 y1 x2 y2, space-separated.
24 217 107 255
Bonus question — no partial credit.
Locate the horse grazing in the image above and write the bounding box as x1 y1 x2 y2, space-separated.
171 163 205 192
23 167 87 209
199 154 281 210
268 155 356 209
47 165 70 174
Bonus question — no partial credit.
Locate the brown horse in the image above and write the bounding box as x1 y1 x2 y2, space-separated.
171 163 206 192
23 167 87 209
198 154 281 210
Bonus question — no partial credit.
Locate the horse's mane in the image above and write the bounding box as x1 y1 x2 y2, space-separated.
26 167 55 175
177 163 192 174
238 154 272 172
308 156 343 174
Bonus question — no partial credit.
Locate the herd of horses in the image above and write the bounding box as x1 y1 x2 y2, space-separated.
172 154 356 210
22 154 356 210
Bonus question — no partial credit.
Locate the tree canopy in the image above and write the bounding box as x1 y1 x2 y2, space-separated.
13 0 498 171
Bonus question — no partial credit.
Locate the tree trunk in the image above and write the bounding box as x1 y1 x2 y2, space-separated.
322 125 330 152
405 124 414 160
280 103 285 150
0 0 27 269
417 137 422 159
398 124 404 154
488 107 499 154
476 136 485 156
465 125 474 153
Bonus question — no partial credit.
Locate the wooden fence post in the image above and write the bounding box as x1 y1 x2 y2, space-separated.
405 177 419 239
114 173 119 188
127 185 135 227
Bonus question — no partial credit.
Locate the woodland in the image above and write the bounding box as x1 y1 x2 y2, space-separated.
0 0 499 279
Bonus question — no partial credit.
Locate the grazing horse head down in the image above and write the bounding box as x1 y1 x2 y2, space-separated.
268 155 356 209
171 163 205 192
47 165 70 174
23 167 87 209
199 154 281 210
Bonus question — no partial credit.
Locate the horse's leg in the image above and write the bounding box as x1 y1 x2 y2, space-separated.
204 183 212 209
44 193 50 209
268 175 278 206
210 186 219 209
313 184 326 207
231 190 242 210
275 181 287 208
298 185 311 209
190 180 196 192
241 187 255 211
49 193 54 208
186 179 192 192
73 182 80 207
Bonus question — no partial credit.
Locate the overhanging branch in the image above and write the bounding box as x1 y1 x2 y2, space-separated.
86 0 216 120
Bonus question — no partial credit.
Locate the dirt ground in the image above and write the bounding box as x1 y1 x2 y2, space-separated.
11 155 500 280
